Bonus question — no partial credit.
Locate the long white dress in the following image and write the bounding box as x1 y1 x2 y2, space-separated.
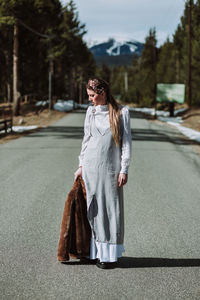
78 104 132 262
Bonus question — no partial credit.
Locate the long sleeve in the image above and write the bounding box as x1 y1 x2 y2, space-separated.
120 106 132 174
78 106 92 167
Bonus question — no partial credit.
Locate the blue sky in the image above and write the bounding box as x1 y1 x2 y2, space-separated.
61 0 186 46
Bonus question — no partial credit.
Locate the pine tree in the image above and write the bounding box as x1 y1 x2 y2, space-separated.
137 27 157 106
157 38 176 84
0 0 96 111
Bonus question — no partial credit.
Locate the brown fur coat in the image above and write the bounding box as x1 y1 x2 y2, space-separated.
57 176 91 261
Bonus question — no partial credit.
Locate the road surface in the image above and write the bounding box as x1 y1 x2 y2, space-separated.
1 109 200 299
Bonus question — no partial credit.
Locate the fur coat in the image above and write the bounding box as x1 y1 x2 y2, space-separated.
57 176 91 261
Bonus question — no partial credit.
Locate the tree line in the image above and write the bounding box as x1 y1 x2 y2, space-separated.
100 0 200 107
0 0 96 114
1 0 199 114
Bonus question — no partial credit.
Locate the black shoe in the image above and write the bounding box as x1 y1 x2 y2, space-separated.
80 257 98 264
96 260 117 269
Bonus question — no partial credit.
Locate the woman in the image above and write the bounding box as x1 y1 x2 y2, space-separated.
74 78 132 269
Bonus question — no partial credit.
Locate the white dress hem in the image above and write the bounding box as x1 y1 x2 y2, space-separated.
89 237 125 262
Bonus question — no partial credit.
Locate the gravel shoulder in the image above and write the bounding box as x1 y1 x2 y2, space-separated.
0 108 67 144
181 107 200 131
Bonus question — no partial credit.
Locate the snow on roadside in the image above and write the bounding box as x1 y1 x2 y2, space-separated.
53 100 89 112
1 105 199 143
12 126 38 133
1 99 88 135
167 122 200 143
128 106 200 143
0 125 38 134
158 116 183 124
128 106 187 118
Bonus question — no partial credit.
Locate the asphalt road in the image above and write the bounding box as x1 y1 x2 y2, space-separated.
1 109 200 300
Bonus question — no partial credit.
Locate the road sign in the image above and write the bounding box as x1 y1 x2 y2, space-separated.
156 84 185 104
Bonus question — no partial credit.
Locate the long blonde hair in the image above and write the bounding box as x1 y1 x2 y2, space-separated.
86 78 121 145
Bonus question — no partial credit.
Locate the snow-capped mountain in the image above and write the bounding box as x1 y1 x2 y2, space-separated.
90 38 144 57
89 38 144 66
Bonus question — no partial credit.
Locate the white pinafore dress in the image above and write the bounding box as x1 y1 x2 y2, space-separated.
82 105 126 262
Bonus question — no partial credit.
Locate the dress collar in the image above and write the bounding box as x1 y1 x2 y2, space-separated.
92 104 108 113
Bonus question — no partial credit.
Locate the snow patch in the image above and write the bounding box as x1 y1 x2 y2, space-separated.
12 126 38 133
35 100 49 107
0 125 38 134
167 122 200 143
128 106 200 144
106 41 137 56
53 100 89 112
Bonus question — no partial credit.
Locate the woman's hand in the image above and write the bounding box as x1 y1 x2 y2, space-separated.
74 167 82 182
118 173 128 187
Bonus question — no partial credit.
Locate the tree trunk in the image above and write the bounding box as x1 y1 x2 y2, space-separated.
187 0 192 108
13 21 20 116
69 68 75 100
79 73 83 104
153 45 157 118
5 52 12 103
7 82 11 103
176 55 180 82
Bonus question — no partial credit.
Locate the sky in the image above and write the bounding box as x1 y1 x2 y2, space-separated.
61 0 186 47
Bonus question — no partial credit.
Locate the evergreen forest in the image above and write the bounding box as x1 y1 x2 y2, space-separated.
0 0 199 114
98 0 200 108
0 0 96 114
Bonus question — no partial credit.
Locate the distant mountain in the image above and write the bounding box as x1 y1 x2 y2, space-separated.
89 38 144 66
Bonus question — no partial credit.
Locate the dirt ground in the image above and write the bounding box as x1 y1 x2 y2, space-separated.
0 102 200 146
181 107 200 132
0 106 67 144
